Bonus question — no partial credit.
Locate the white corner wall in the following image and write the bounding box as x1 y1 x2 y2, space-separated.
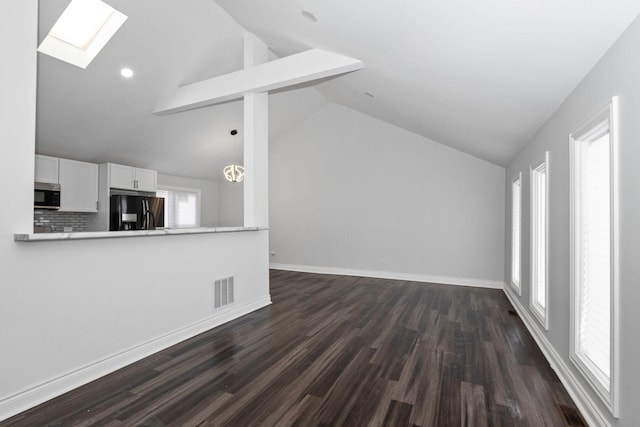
0 2 270 421
269 103 505 287
503 15 640 427
218 181 244 227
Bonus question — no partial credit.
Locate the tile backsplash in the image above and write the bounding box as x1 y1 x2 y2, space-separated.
34 210 92 232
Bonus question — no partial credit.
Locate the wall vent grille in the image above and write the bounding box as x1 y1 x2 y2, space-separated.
213 276 234 309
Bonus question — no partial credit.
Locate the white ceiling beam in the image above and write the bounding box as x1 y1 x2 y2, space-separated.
153 48 364 115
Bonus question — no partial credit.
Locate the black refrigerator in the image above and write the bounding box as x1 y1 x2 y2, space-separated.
110 194 165 231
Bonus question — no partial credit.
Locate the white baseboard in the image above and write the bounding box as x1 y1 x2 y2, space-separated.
503 289 609 427
270 263 504 289
0 296 272 422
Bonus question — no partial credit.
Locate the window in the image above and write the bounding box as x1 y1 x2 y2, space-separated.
156 187 201 229
511 172 522 294
38 0 128 69
530 152 549 328
570 98 618 416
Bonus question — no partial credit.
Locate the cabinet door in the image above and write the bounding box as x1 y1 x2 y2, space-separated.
109 163 135 190
135 168 157 192
59 159 99 212
35 154 59 183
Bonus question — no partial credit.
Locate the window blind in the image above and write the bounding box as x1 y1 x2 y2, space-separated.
156 188 200 229
576 127 611 390
511 177 522 289
531 161 547 313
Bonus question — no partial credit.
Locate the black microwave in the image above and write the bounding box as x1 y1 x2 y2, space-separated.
34 182 61 209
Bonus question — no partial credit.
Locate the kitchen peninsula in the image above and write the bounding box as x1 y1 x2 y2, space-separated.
15 225 264 242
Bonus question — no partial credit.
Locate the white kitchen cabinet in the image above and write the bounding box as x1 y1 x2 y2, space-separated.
108 163 157 192
58 159 99 212
109 163 136 190
134 168 157 192
35 154 59 183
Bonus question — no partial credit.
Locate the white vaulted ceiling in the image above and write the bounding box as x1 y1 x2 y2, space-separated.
37 0 640 177
215 0 640 165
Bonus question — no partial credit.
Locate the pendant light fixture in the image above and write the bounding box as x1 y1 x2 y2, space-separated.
224 129 244 183
224 164 245 183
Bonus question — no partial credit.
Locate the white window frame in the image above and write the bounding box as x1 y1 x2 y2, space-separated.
511 172 522 295
156 185 202 229
569 97 619 417
529 152 549 329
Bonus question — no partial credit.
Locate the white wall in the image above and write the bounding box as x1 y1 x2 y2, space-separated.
269 103 505 286
0 2 269 421
157 173 220 227
218 181 244 227
504 15 640 427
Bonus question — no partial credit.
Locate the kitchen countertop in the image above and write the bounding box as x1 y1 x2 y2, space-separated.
14 226 267 242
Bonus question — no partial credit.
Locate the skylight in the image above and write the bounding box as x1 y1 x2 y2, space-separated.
38 0 127 69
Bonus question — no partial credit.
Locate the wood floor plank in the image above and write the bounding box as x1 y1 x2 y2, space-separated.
1 270 586 427
460 382 488 427
381 400 413 427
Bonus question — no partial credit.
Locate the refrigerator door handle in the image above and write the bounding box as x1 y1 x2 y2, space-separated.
143 199 152 230
146 200 150 230
141 199 147 230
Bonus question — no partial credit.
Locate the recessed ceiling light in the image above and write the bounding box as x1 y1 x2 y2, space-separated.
120 68 134 78
365 92 375 98
301 10 318 22
38 0 127 69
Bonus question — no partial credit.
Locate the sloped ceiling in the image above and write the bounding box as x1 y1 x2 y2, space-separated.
36 0 327 181
37 0 640 176
216 0 640 165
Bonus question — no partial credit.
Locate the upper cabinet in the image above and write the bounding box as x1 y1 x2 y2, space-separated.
133 168 157 192
35 154 59 183
59 159 99 212
108 163 157 192
34 155 99 212
109 163 136 190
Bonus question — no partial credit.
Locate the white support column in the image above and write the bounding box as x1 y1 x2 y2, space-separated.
243 33 269 227
244 32 268 68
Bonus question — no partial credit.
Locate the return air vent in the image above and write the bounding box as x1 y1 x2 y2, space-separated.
213 276 234 309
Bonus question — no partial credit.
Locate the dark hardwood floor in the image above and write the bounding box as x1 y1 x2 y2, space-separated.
3 270 586 426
